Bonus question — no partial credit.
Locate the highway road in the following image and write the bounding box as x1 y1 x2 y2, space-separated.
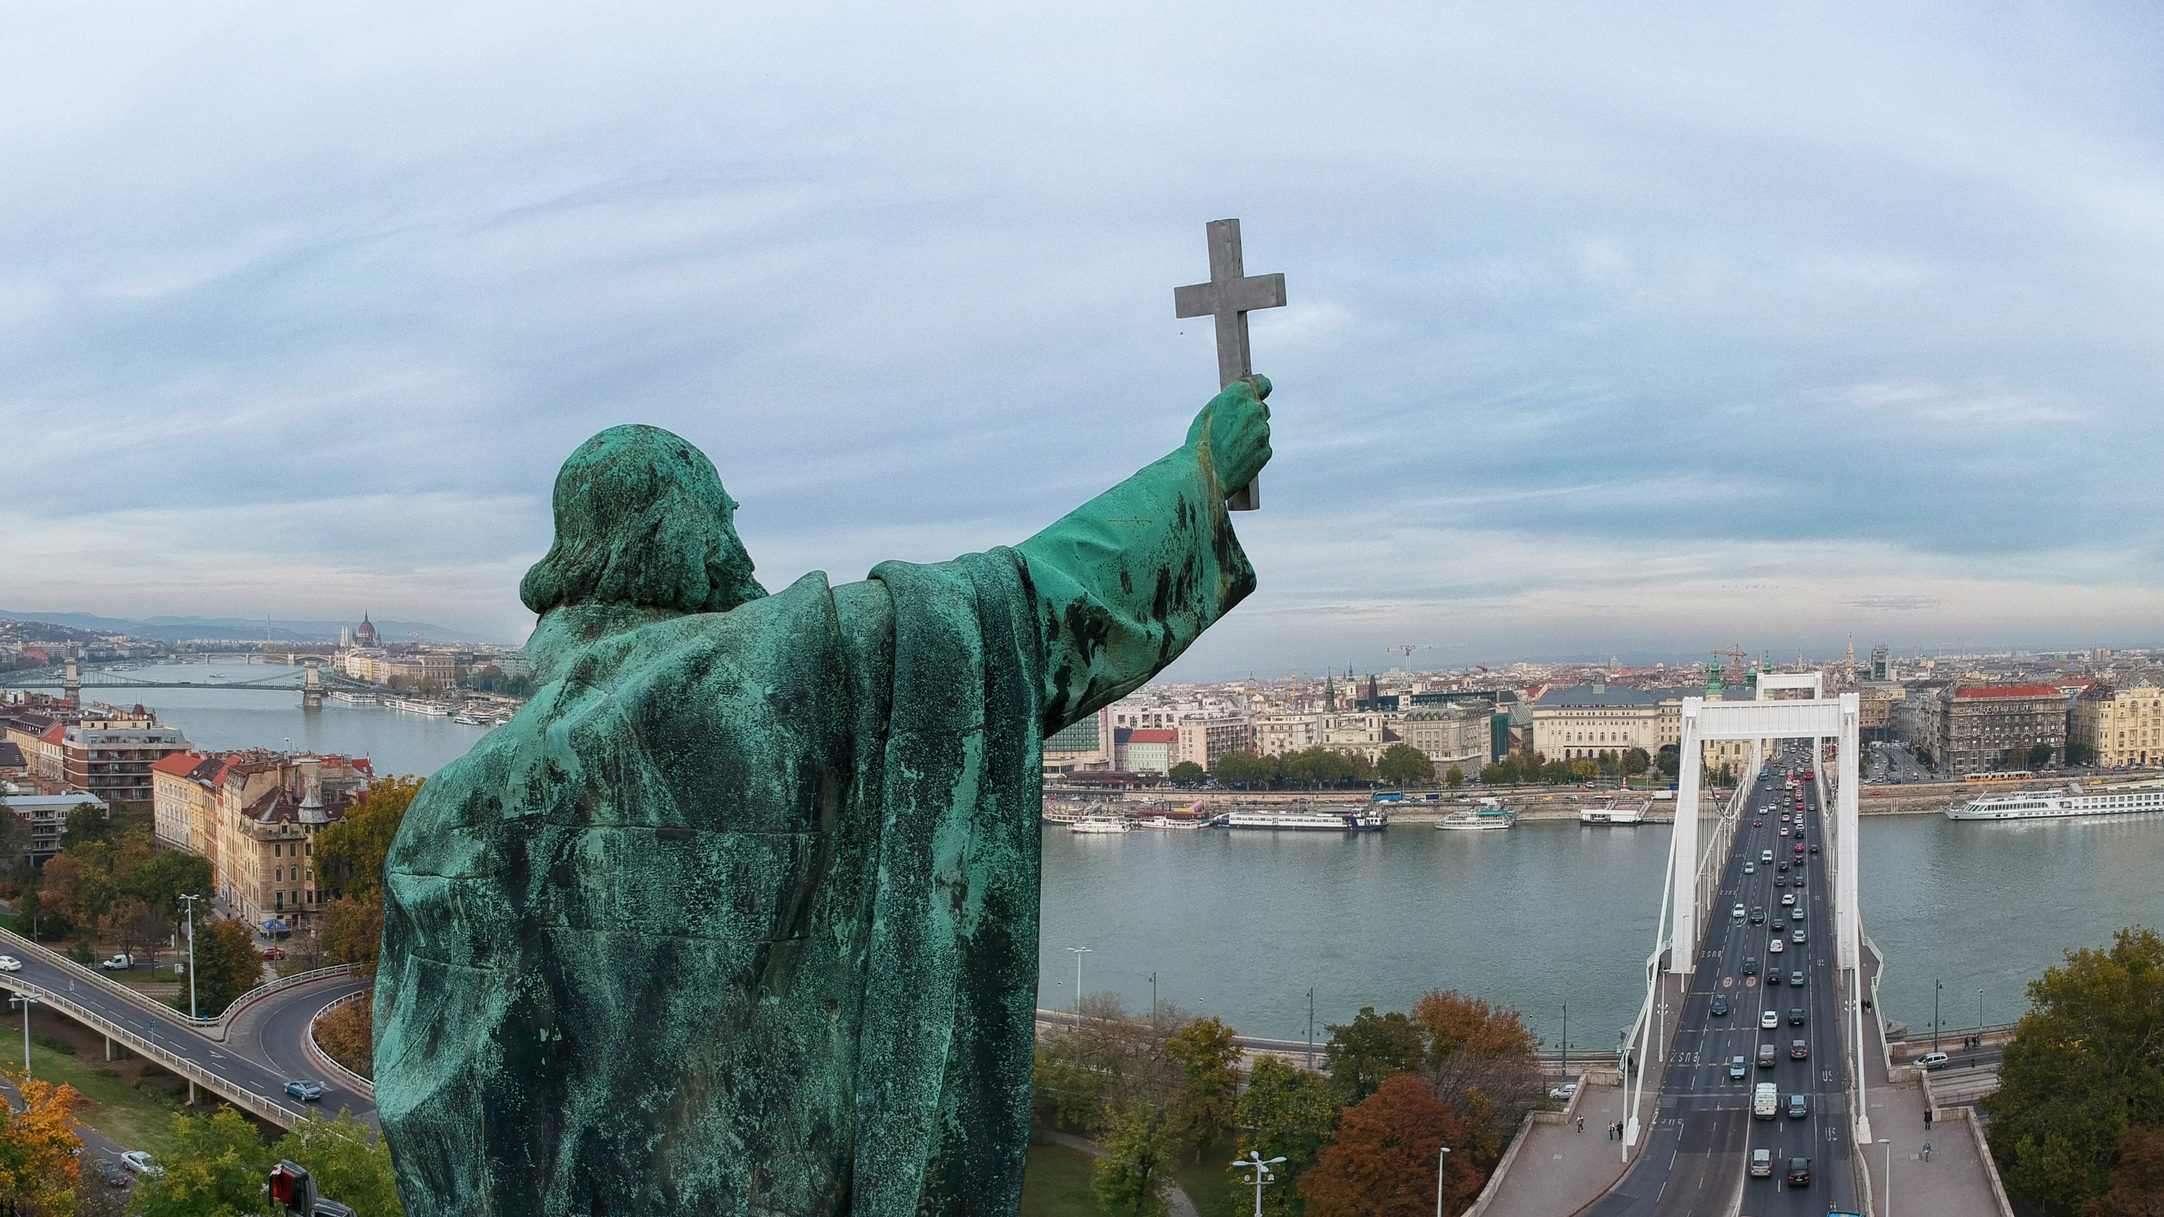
0 941 377 1147
1586 741 1862 1217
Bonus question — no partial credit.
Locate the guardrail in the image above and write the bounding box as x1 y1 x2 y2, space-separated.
0 926 357 1041
305 990 375 1099
0 975 307 1130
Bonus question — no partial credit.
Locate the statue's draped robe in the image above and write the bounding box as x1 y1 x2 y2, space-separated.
376 444 1255 1215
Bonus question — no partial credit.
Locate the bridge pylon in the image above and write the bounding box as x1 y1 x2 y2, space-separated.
301 661 325 710
61 654 81 706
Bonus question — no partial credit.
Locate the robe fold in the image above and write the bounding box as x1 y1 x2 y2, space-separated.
376 439 1254 1214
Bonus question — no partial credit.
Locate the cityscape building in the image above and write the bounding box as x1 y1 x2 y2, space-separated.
150 750 373 928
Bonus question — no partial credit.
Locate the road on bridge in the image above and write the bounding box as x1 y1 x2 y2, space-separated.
1586 741 1862 1217
0 946 377 1139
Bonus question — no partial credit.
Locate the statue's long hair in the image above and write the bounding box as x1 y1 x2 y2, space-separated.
520 424 767 617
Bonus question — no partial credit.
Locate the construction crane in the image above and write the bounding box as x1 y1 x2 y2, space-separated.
1385 644 1425 661
1710 644 1748 684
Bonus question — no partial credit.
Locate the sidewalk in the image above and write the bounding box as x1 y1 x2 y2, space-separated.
1861 951 2012 1216
1474 1078 1647 1217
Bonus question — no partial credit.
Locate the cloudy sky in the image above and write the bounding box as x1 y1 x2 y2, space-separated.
5 3 2162 679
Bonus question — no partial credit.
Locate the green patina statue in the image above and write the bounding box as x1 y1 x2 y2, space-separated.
374 377 1274 1214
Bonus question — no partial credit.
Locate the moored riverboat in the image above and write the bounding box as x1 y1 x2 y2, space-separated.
1946 781 2164 822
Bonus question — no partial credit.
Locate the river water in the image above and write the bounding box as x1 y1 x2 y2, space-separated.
24 663 2160 1044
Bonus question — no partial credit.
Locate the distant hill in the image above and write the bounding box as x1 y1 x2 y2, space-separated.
0 610 497 645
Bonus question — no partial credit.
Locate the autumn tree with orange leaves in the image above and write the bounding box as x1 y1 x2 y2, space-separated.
1298 1073 1486 1217
0 1071 86 1214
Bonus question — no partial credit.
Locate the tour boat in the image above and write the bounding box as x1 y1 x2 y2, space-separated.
1437 807 1517 831
451 713 487 726
1224 807 1389 832
1068 816 1134 834
1579 800 1650 826
1138 814 1210 830
1946 783 2164 822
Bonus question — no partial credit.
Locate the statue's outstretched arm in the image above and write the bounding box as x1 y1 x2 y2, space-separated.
1017 378 1272 735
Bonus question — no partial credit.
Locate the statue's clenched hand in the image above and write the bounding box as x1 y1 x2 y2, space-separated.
1185 375 1273 496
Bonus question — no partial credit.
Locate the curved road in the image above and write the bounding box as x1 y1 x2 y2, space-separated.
0 941 375 1132
1586 743 1863 1217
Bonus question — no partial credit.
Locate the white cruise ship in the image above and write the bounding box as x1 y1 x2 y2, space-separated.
1068 815 1134 834
1225 807 1388 832
1437 807 1516 831
1579 799 1650 826
1947 783 2164 822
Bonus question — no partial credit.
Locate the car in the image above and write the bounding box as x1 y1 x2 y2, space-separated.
1776 861 1789 873
1916 1051 1951 1070
1750 907 1766 924
1793 875 1807 887
1711 995 1731 1017
1788 971 1804 987
259 947 287 961
1756 1043 1777 1068
1780 812 1791 823
1760 1010 1779 1029
1549 1081 1578 1100
1772 913 1787 929
120 1150 161 1178
1729 1055 1748 1079
1743 863 1756 875
1811 843 1821 853
1787 1093 1809 1118
0 955 20 972
1779 827 1790 837
1792 929 1806 944
1750 1147 1775 1177
1732 904 1747 921
1769 939 1784 954
1752 818 1763 827
283 1080 324 1102
1759 849 1774 863
1780 893 1796 906
99 954 135 971
1742 957 1758 976
1785 1156 1812 1186
1789 1007 1806 1025
1790 1039 1809 1060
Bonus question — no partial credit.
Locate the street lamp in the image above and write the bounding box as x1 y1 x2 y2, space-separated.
1933 978 1943 1054
1879 1137 1893 1217
1977 987 1985 1043
11 992 39 1074
1436 1145 1451 1217
1231 1150 1286 1217
1559 1002 1569 1085
1065 946 1091 1018
179 893 202 1020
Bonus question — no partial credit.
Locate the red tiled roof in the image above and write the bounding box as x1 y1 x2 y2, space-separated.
150 751 204 777
39 725 63 745
1953 683 2063 699
1125 729 1178 743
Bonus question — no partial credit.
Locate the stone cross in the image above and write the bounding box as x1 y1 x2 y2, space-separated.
1174 218 1285 511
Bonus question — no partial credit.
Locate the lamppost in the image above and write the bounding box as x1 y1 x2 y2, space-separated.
1065 946 1091 1018
1231 1150 1286 1217
179 893 202 1020
1559 1002 1569 1085
1977 987 1985 1042
1436 1145 1451 1217
12 992 39 1074
1933 978 1943 1054
1306 987 1316 1070
1879 1137 1893 1216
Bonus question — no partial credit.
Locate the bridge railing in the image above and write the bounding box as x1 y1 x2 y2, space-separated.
306 990 376 1100
0 926 357 1041
0 975 305 1129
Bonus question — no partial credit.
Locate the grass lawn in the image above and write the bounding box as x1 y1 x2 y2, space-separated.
1171 1141 1247 1217
1020 1143 1103 1217
27 1037 187 1157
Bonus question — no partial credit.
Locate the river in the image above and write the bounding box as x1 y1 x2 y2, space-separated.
21 662 2160 1045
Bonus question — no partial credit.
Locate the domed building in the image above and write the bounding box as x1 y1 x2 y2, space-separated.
354 611 379 648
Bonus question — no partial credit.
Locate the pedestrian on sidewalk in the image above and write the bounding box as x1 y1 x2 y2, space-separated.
1577 1116 1585 1133
1924 1108 1933 1130
1921 1141 1932 1162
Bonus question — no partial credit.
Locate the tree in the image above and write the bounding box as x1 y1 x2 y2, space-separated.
1622 747 1651 778
2028 741 2056 769
269 1110 403 1216
1986 927 2164 1216
1093 1103 1172 1217
1377 744 1434 788
104 900 166 968
2066 742 2094 766
1412 990 1541 1163
0 1071 84 1212
1655 746 1680 779
314 1000 373 1082
1569 759 1597 781
1594 751 1618 777
185 920 264 1018
60 803 111 851
1444 764 1465 790
1299 1073 1481 1217
320 896 386 975
1162 1016 1242 1160
127 1108 269 1217
1478 760 1514 786
123 851 213 936
315 776 423 899
2091 1124 2164 1217
1167 762 1207 788
1231 1057 1341 1216
1323 1007 1425 1103
1214 751 1266 790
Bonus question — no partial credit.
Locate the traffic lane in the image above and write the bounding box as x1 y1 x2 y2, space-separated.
252 979 377 1121
2 954 325 1127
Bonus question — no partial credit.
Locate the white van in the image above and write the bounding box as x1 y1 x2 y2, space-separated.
1749 1147 1773 1177
1752 1082 1778 1119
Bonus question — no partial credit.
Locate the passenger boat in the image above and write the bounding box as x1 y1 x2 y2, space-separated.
1946 782 2164 822
1041 802 1086 826
1579 799 1650 826
1437 807 1516 831
451 713 487 726
1068 816 1134 834
1224 807 1388 832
